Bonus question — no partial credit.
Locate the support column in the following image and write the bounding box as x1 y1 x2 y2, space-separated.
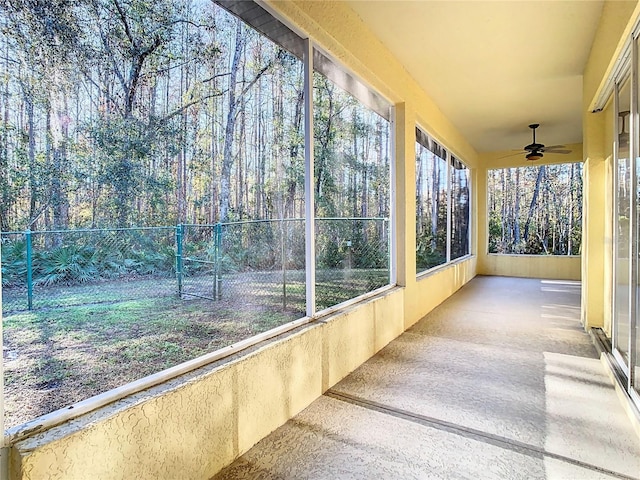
582 109 611 331
393 103 414 289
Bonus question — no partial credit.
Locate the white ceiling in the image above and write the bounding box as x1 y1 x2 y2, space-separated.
346 0 604 153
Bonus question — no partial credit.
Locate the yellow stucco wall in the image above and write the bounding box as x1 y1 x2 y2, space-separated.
480 255 581 280
12 291 398 480
582 0 640 330
9 1 479 479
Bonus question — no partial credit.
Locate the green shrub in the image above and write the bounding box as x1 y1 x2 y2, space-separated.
1 239 27 287
34 245 100 286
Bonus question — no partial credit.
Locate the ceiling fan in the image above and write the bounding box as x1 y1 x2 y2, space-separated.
518 123 571 161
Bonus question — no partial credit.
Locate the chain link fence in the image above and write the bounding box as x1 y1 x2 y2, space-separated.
1 227 176 313
178 218 389 314
316 218 390 310
0 218 389 430
179 220 307 318
2 218 389 315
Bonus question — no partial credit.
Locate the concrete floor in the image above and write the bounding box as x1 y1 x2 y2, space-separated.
213 276 640 480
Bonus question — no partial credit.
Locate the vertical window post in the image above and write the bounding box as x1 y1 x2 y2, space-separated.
468 169 473 256
629 35 638 389
446 154 452 263
389 108 397 286
304 38 315 318
0 239 4 448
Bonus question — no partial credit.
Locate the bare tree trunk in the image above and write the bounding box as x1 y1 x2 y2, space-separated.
23 85 37 229
51 93 70 236
431 157 439 251
513 167 521 247
361 165 368 217
177 19 188 224
351 115 359 217
237 96 246 218
255 79 262 219
568 163 574 254
209 40 219 224
542 168 550 253
0 35 10 231
501 169 511 251
286 88 303 219
315 83 334 215
220 20 244 222
416 155 424 235
523 165 544 242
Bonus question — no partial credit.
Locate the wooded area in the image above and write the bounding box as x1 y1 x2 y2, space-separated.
0 0 390 232
487 163 582 255
415 137 470 271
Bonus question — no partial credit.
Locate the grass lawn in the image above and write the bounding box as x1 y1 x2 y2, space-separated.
2 268 388 429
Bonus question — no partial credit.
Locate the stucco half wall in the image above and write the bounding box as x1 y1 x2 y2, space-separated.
480 254 581 280
10 258 476 480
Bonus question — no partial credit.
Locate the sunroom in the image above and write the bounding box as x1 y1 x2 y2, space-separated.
0 0 639 479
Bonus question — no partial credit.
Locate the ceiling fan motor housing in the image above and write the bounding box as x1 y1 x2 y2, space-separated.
524 142 545 151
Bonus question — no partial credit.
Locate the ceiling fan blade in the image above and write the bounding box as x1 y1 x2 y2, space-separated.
543 145 566 150
496 151 525 159
544 149 572 154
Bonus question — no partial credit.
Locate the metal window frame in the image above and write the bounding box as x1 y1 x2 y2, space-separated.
304 38 316 318
485 163 583 258
414 132 448 273
613 69 633 377
446 152 452 263
389 107 398 286
631 34 639 392
309 43 396 306
0 241 3 449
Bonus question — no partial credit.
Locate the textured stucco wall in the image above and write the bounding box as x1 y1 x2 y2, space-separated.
480 255 581 280
582 0 640 330
13 261 477 480
407 259 477 330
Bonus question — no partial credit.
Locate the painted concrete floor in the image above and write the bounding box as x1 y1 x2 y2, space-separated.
212 276 640 480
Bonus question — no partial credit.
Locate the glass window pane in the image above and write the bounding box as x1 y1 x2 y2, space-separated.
312 70 391 312
635 40 640 394
615 75 631 366
416 132 448 272
451 157 470 260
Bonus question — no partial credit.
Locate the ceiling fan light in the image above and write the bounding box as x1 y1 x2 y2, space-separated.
526 151 543 161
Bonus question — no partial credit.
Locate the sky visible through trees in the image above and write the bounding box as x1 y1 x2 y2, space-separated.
0 0 390 232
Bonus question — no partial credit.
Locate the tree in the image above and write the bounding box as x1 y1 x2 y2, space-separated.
0 0 390 234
